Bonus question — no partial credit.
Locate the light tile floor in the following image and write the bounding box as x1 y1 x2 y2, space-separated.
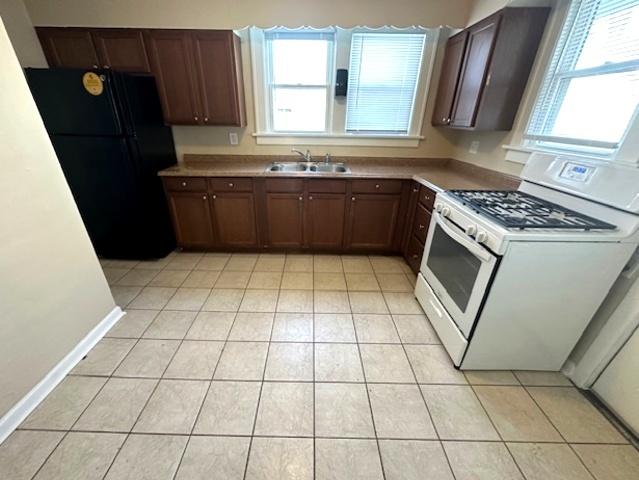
1 251 638 480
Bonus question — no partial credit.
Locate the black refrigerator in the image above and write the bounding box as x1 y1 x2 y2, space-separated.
25 68 177 259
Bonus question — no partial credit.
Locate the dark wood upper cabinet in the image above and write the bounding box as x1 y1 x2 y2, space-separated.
92 29 150 72
166 191 214 248
432 7 549 131
36 27 99 68
306 193 346 249
346 194 401 251
144 30 202 125
432 31 468 126
192 30 246 126
211 192 258 247
265 193 305 248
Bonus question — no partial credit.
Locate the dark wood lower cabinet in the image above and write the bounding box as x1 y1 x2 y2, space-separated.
406 235 426 273
265 193 305 248
166 191 214 248
306 193 346 249
211 192 257 247
346 194 401 250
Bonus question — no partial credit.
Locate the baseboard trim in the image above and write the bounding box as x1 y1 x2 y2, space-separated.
0 306 124 444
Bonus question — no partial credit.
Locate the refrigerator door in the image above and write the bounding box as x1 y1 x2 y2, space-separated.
25 68 124 136
50 135 140 257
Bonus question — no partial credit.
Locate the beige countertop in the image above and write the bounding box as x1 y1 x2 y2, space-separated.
159 155 519 192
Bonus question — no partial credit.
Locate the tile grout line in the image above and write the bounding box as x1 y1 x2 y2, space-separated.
349 255 388 480
381 282 458 480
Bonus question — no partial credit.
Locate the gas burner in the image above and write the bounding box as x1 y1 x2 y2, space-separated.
447 190 617 231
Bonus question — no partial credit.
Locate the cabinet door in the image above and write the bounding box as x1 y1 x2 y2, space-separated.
450 17 499 128
144 30 201 124
432 31 468 126
92 29 150 72
211 192 258 247
346 194 401 251
191 30 246 126
265 193 304 248
306 193 346 249
36 27 99 68
167 191 214 248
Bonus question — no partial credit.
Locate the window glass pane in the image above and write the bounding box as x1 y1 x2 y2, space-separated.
346 33 426 134
272 87 327 132
551 71 639 143
271 39 329 85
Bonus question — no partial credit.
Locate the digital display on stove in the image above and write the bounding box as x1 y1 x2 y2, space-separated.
559 162 594 182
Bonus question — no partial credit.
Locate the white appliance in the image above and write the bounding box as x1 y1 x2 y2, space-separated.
415 152 639 370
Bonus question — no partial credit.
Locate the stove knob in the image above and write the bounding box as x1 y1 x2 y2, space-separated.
476 231 488 243
435 203 443 213
441 206 451 217
465 225 478 236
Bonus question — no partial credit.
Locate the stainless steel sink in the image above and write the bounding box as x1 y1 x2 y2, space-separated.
266 163 309 172
309 163 350 173
265 162 350 174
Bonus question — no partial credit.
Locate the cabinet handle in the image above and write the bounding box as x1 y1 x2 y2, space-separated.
424 195 430 201
419 224 425 230
412 254 418 259
228 182 234 188
413 188 419 193
92 64 98 69
181 181 187 187
103 65 110 69
351 196 356 201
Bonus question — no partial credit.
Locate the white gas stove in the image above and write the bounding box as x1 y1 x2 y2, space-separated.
415 152 639 370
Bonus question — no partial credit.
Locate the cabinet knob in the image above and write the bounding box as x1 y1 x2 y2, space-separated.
228 182 234 188
424 195 430 201
412 254 418 259
92 64 98 69
309 196 313 200
298 196 303 201
181 181 187 187
413 188 419 193
202 195 207 200
204 117 209 122
103 65 110 69
375 184 380 189
419 224 425 230
351 196 356 201
212 195 217 199
194 116 199 121
442 117 446 123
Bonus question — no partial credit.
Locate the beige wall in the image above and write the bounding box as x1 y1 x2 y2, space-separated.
0 0 46 66
24 0 478 161
0 18 115 418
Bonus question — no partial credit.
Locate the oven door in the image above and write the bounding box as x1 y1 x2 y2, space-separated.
421 211 499 338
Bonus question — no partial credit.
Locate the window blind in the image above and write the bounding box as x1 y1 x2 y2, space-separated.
346 33 426 134
526 0 639 151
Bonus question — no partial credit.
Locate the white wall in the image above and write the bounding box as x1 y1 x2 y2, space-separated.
0 0 46 66
0 16 115 419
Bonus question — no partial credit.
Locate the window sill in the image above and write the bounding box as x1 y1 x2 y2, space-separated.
253 132 424 147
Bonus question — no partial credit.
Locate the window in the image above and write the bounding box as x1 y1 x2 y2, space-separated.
346 33 426 134
264 31 334 132
250 27 437 146
526 0 639 157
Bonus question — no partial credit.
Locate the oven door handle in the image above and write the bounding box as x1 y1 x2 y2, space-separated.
434 211 493 263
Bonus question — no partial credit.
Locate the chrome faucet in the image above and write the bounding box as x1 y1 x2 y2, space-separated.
291 148 312 162
324 153 331 164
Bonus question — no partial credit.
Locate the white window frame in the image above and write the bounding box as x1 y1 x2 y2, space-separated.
249 27 439 147
506 0 639 166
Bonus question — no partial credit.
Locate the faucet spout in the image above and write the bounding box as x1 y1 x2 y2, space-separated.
291 148 312 162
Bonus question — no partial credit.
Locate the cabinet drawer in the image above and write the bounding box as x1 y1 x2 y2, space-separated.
351 179 403 194
413 204 432 244
406 235 425 274
308 179 347 193
419 185 436 211
163 177 207 192
209 178 253 192
265 178 304 193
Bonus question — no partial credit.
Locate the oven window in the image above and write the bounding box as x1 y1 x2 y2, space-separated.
426 223 481 312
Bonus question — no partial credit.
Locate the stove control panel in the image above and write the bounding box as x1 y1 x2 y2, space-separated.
559 162 595 182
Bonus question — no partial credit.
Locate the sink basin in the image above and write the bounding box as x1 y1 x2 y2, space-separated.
309 163 350 173
265 162 350 174
266 163 309 172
